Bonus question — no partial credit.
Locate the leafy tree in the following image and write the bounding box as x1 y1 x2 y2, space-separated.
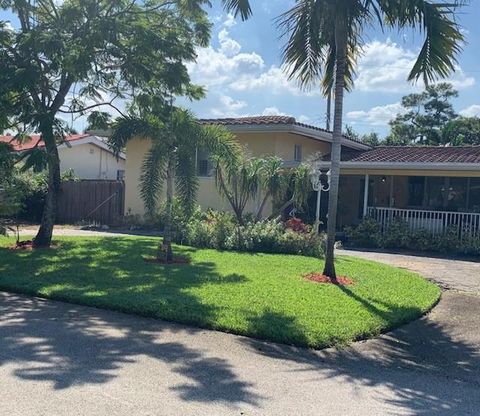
110 106 240 262
278 1 465 278
0 0 252 248
443 116 480 145
344 125 380 147
386 83 458 145
86 111 113 132
361 132 380 147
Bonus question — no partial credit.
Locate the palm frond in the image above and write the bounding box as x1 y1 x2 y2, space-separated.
222 0 252 21
139 141 168 217
109 116 163 156
199 124 241 169
381 0 466 84
277 0 326 88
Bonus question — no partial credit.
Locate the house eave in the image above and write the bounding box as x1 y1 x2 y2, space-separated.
317 161 480 171
224 123 370 151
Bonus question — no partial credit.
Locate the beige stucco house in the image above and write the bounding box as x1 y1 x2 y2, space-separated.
124 115 480 239
123 115 369 217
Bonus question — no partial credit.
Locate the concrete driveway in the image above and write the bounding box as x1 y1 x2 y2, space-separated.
1 246 479 415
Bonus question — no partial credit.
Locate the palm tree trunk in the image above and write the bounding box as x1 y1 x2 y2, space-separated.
323 14 347 279
160 158 174 262
33 121 61 248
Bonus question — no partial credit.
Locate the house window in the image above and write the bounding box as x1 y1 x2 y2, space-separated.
196 149 213 177
117 170 125 181
294 144 302 162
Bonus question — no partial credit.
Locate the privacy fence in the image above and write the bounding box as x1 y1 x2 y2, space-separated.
57 180 125 225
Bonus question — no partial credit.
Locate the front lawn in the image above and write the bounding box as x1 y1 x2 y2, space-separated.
0 236 440 349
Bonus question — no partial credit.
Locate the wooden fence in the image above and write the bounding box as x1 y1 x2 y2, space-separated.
57 180 125 225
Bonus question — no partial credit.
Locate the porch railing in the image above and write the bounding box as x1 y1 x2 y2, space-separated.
366 206 480 240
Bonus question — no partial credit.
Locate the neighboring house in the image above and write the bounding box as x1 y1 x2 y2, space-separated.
124 115 369 216
0 134 126 180
125 115 480 238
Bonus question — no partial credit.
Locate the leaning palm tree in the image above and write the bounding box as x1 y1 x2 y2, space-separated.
110 107 240 262
278 0 465 278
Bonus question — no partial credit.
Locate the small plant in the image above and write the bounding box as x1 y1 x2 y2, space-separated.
285 217 311 233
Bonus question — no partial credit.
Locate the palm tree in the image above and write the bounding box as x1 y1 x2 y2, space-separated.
110 107 240 262
278 0 465 278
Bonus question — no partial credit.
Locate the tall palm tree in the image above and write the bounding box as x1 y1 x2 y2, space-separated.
110 107 240 262
278 0 465 278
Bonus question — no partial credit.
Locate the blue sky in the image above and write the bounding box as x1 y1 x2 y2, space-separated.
2 1 479 137
184 1 480 137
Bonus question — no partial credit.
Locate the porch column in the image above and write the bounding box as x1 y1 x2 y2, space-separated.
363 174 369 217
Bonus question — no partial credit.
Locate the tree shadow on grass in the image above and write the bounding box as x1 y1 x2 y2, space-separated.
242 290 480 415
0 238 262 406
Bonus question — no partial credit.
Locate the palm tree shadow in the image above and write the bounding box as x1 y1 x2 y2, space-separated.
0 293 262 406
241 291 480 415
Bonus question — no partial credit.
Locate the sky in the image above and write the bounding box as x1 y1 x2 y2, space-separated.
1 1 479 138
183 1 480 137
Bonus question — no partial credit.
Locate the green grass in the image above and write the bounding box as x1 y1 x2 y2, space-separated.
0 236 440 349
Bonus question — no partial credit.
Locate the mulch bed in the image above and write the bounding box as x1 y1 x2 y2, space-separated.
143 256 191 265
304 273 354 286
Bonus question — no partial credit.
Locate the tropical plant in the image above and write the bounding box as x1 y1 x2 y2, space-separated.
0 0 252 248
214 155 311 224
278 0 465 278
214 153 263 225
110 106 240 261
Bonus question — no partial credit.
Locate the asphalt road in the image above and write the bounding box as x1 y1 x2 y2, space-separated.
0 249 479 415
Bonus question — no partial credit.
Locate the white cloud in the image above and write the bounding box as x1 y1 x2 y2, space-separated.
262 106 287 116
460 105 480 118
347 102 405 126
298 115 311 124
223 13 237 29
231 65 318 96
218 28 242 57
188 15 316 98
355 40 475 93
188 20 265 89
210 95 248 117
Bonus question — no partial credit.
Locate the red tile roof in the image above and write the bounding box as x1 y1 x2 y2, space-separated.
0 134 89 152
199 116 299 126
324 146 480 164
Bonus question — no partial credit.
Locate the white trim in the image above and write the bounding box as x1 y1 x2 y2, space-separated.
224 124 370 151
317 161 480 171
57 135 126 160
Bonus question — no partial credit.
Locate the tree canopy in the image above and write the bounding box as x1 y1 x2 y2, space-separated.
0 0 252 246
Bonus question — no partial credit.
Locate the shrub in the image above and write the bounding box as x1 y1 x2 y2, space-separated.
183 211 324 258
347 217 480 257
381 217 411 249
345 217 382 248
